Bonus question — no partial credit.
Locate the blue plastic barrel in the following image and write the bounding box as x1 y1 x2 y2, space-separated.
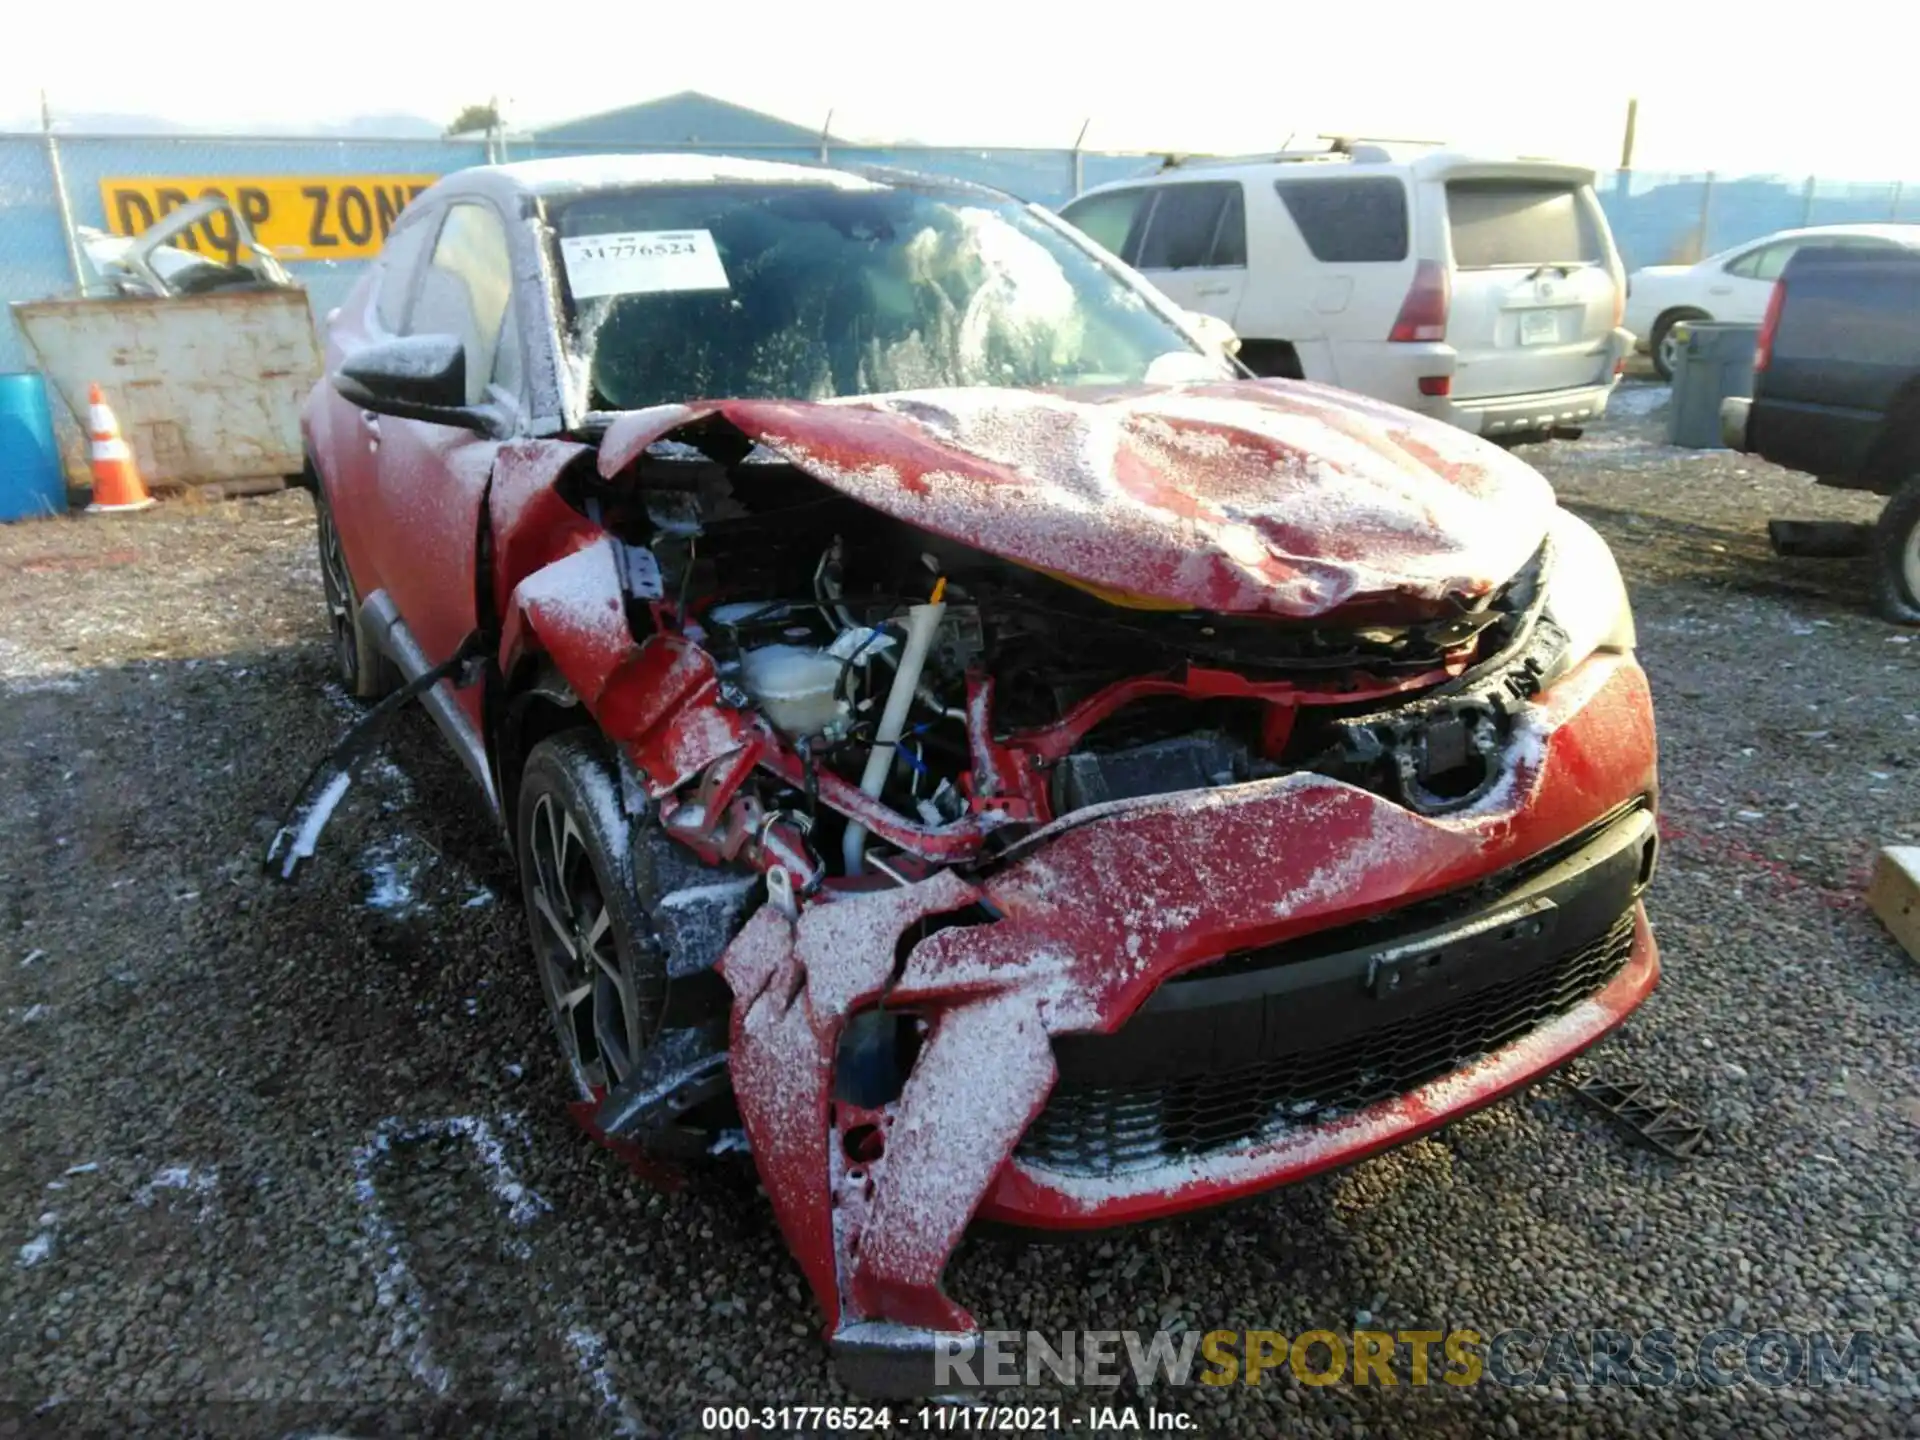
0 372 68 522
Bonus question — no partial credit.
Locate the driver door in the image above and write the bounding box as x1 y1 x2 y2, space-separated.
366 199 525 731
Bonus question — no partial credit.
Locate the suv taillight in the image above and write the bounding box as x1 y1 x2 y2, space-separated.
1389 260 1449 342
1755 280 1786 372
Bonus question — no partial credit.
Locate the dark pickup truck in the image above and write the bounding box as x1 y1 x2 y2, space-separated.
1722 242 1920 622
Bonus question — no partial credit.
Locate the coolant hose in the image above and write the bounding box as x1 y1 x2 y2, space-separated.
842 595 946 875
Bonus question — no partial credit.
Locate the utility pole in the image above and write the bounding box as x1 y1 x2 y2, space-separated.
40 91 88 296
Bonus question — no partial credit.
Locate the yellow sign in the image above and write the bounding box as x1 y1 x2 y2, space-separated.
100 175 440 262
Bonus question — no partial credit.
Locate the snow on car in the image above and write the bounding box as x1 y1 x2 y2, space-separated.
278 154 1662 1396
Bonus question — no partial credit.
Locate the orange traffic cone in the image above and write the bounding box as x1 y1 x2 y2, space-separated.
85 383 154 514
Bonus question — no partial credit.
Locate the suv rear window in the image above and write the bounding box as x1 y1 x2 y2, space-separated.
1446 179 1602 269
1273 177 1408 262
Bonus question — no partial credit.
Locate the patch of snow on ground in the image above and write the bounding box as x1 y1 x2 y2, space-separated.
563 1318 647 1436
18 1216 55 1267
135 1166 219 1219
348 1113 551 1393
1610 384 1671 418
360 835 443 915
364 856 416 913
368 757 415 805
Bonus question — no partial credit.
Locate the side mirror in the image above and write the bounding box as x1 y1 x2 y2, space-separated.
331 334 498 435
1184 310 1242 357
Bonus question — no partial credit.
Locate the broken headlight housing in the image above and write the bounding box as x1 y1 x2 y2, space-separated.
1538 508 1636 687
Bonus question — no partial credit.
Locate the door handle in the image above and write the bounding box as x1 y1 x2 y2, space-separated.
1708 286 1732 296
1195 284 1232 297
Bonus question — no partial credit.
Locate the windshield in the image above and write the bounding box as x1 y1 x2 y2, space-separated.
550 181 1222 411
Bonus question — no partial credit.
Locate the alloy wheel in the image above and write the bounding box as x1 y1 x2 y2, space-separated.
526 789 646 1093
1657 329 1682 380
315 498 359 687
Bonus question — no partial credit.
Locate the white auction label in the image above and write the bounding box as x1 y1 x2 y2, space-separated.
559 229 731 299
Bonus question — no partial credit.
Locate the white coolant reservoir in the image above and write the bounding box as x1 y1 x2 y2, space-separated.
734 625 897 741
737 645 848 740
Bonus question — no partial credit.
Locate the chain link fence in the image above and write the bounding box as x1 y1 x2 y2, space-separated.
7 128 1920 393
1602 169 1920 275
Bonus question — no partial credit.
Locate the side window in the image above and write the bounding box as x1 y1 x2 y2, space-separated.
1728 242 1801 281
1209 186 1248 268
1059 188 1153 261
409 201 518 406
1135 183 1239 270
372 216 436 332
1750 242 1799 282
1276 177 1410 263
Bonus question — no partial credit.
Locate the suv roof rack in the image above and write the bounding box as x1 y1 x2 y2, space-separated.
1316 133 1448 149
1156 134 1449 172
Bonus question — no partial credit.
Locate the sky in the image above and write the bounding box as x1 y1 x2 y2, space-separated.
1 0 1910 179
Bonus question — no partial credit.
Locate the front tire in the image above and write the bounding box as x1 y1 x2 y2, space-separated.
516 731 671 1100
1872 477 1920 625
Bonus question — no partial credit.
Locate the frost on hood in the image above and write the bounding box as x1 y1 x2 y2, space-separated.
597 382 1555 619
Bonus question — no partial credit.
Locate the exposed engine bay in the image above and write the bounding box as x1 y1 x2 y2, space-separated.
573 432 1553 899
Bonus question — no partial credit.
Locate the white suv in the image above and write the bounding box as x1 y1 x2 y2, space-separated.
1059 144 1632 441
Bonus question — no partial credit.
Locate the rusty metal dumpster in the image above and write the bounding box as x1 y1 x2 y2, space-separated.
9 288 323 493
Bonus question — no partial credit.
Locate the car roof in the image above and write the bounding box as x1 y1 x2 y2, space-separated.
1741 222 1920 246
1687 222 1920 267
416 152 889 211
1069 147 1594 199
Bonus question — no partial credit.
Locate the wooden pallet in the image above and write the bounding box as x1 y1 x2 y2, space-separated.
1867 846 1920 963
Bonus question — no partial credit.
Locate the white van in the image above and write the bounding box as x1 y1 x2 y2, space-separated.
1058 143 1632 441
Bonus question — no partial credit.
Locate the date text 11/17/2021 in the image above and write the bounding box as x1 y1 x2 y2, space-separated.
699 1404 1197 1431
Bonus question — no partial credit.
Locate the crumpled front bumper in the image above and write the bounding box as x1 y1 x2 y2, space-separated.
982 904 1655 1228
713 651 1659 1389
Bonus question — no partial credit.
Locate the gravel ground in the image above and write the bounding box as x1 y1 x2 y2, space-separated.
1 381 1916 1439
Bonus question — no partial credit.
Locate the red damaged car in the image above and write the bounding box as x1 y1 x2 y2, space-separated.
286 155 1659 1393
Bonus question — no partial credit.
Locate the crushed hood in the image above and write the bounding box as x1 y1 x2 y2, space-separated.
598 379 1556 618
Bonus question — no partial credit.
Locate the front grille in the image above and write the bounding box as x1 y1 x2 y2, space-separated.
1017 910 1637 1178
